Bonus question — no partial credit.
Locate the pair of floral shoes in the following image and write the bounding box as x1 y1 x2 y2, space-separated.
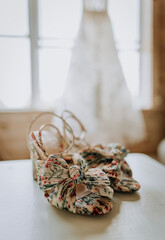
28 111 140 216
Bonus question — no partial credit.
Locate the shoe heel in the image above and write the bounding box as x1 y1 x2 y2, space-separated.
30 149 38 181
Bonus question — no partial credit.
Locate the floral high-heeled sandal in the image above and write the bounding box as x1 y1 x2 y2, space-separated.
29 114 113 215
79 143 140 192
28 112 114 215
62 110 141 193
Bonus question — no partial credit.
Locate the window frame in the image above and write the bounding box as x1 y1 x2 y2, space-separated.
28 0 39 109
140 0 153 109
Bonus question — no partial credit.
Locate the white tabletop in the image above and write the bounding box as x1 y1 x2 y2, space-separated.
0 154 165 240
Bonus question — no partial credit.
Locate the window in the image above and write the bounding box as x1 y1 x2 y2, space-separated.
0 0 153 110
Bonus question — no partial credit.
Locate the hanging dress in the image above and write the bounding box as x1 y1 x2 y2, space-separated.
59 0 146 145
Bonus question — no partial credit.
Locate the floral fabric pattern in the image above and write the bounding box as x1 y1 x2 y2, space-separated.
79 143 140 192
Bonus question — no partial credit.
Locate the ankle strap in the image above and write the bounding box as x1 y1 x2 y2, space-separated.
27 112 75 157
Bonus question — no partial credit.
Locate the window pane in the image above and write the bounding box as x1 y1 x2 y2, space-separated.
108 0 140 104
0 38 31 108
108 0 140 48
39 48 71 106
39 0 82 39
0 0 28 35
118 51 140 98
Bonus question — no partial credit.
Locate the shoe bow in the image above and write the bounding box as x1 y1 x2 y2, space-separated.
37 153 114 213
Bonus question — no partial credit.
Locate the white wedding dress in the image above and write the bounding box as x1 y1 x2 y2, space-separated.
58 0 146 145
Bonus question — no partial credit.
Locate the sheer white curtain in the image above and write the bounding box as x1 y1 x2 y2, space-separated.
56 0 146 145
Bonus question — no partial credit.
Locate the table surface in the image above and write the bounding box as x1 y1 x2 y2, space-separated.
0 154 165 240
